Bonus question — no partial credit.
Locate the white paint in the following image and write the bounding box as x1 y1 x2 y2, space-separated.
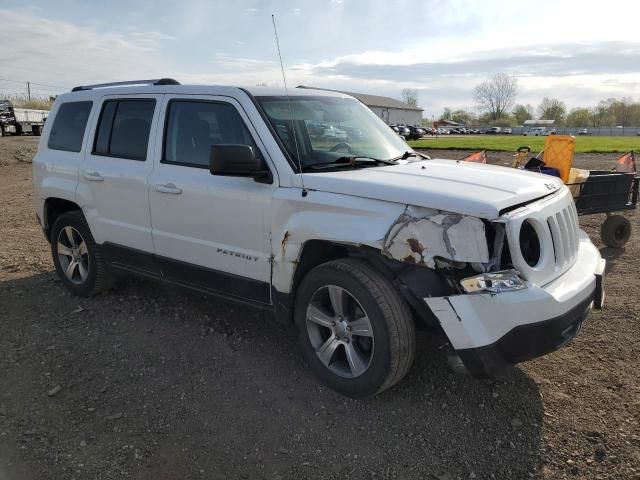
425 230 602 350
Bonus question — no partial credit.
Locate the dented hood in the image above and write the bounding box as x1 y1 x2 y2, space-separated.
302 159 563 219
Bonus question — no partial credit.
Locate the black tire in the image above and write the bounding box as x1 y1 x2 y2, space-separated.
294 258 415 397
32 125 41 136
601 215 631 248
50 210 113 297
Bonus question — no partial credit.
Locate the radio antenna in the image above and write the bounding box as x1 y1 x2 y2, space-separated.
271 14 306 196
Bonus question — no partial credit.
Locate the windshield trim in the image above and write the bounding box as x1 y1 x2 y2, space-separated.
240 88 301 173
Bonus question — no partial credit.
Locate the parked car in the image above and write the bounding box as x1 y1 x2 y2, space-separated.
396 125 411 139
408 126 425 140
523 127 549 136
32 79 605 397
486 127 501 134
578 128 589 135
502 128 512 134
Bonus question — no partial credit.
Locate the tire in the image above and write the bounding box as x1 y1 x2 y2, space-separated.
50 211 113 297
601 215 632 248
294 258 415 397
32 125 41 136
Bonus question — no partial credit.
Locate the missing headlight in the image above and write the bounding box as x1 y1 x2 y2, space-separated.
519 219 541 267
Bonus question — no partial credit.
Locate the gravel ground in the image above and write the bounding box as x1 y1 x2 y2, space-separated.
0 136 638 480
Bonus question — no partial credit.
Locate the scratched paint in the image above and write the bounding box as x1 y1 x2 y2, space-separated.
382 205 489 268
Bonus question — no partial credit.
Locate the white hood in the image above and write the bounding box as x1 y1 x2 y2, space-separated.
301 159 564 219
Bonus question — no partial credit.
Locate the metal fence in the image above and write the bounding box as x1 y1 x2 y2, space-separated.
483 127 640 136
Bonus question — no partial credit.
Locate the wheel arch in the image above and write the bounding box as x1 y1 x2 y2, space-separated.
273 238 452 330
43 197 83 241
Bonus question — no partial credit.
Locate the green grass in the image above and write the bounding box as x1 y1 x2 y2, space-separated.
408 135 640 153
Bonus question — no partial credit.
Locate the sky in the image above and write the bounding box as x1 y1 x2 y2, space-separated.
1 0 639 118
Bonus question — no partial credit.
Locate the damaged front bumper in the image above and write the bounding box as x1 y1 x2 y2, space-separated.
425 230 606 377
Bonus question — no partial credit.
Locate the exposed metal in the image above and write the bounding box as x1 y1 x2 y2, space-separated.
382 205 489 268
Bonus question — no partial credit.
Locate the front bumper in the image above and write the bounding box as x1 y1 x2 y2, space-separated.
425 230 605 377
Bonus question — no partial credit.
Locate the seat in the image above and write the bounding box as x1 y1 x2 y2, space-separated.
110 118 151 159
175 114 211 166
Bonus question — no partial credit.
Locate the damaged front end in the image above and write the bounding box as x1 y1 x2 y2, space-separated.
380 199 602 378
381 205 518 296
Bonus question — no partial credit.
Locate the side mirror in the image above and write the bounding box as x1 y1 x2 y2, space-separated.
209 144 272 184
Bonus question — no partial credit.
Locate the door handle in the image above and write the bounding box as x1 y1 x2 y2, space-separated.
154 182 182 195
83 171 104 182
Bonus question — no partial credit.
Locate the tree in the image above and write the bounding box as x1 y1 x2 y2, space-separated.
401 88 418 107
451 109 477 125
566 108 592 127
440 107 453 121
513 104 533 124
538 97 566 125
473 73 518 121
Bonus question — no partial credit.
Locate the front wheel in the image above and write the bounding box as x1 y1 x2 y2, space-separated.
50 211 113 297
294 258 415 397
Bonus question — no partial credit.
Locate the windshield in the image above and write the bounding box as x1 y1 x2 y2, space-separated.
256 95 409 168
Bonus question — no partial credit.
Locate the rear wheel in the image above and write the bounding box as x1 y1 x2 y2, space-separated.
50 211 113 296
32 125 41 136
294 258 415 397
601 215 631 248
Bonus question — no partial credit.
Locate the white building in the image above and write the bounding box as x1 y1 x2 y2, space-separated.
297 86 423 126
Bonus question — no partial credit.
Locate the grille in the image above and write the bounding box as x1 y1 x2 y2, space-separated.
546 202 579 268
505 188 580 285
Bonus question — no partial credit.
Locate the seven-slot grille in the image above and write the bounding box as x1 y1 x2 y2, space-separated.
546 201 580 267
506 188 581 286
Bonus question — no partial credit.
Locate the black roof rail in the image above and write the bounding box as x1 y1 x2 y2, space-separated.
71 78 180 92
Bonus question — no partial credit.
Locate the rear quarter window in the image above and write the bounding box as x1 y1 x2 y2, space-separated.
47 101 93 152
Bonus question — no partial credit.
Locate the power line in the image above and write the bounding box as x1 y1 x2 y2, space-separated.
0 77 70 90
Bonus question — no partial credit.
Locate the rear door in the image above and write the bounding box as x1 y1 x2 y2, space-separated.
77 95 161 271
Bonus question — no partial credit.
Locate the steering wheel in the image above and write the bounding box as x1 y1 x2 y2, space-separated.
329 142 354 154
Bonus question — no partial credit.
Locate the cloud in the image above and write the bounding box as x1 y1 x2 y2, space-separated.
308 42 640 81
0 9 175 92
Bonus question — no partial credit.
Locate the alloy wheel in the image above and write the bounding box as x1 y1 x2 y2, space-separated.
305 285 374 378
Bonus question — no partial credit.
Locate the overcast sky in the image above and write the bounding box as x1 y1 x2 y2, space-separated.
1 0 639 117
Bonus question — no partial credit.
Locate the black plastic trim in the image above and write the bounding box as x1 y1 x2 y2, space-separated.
457 290 595 377
102 242 271 306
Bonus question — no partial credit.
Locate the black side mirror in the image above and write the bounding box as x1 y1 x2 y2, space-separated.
209 144 272 184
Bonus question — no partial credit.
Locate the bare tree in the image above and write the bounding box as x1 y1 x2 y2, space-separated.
401 88 419 107
473 73 518 121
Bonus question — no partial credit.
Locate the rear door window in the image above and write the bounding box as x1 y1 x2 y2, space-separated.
93 99 156 161
48 101 93 152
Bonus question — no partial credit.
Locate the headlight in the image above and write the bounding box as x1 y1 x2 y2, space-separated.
460 269 526 294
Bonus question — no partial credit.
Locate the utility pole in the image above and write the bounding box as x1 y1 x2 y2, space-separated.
27 82 31 101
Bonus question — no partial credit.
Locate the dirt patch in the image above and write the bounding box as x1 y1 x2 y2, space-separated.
1 136 639 479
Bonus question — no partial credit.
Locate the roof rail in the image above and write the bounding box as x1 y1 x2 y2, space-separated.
71 78 180 92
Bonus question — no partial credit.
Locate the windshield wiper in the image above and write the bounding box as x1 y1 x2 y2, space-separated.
391 151 430 161
304 156 398 170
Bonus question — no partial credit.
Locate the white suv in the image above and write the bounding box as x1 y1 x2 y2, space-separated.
32 79 605 397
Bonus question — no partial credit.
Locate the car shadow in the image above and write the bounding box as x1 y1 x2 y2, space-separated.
0 272 544 479
599 246 625 274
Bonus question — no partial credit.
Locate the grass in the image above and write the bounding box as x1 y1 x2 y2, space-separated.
408 135 640 154
4 95 53 110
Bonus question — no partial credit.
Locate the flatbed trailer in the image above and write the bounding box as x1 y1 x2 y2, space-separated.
0 99 48 136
